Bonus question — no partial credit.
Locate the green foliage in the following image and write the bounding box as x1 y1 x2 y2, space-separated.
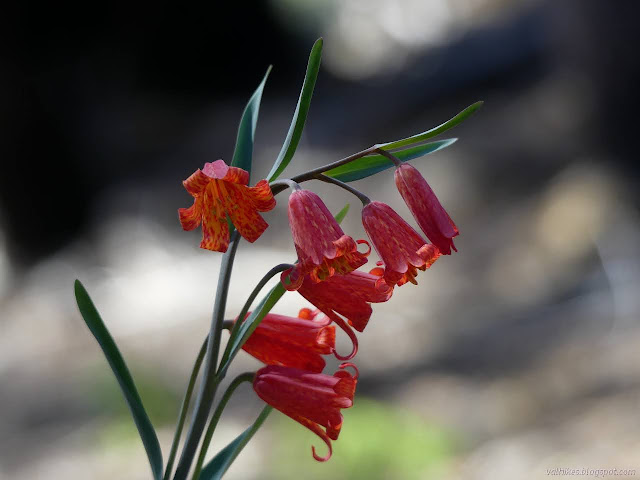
269 398 457 480
74 280 164 480
334 203 350 224
267 38 323 182
231 66 272 178
377 101 483 150
200 406 273 480
325 139 457 183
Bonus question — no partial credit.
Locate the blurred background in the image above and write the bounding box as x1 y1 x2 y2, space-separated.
2 0 640 479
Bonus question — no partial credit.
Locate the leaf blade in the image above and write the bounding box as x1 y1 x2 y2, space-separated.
334 203 350 224
199 406 273 480
325 138 457 183
377 101 482 150
266 38 323 182
74 280 163 480
231 66 272 178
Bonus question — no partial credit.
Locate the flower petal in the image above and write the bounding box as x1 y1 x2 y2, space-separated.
183 169 211 196
217 181 270 243
178 197 203 231
200 182 229 252
245 179 276 211
202 159 249 185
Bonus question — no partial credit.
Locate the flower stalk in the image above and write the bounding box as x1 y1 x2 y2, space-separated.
173 230 241 480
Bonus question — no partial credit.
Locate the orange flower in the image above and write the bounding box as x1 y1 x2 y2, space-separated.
395 163 459 254
178 160 276 252
240 310 336 373
362 201 440 286
282 189 369 290
253 363 358 461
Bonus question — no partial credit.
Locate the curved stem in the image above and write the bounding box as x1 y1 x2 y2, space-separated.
173 230 241 480
373 147 403 166
269 178 301 192
163 337 209 480
270 145 382 195
219 263 293 372
191 372 255 480
222 320 234 331
315 174 371 205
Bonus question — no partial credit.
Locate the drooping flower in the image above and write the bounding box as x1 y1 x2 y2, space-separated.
282 189 370 290
395 163 459 254
239 311 336 373
362 201 440 287
299 270 392 331
178 160 276 252
253 363 358 462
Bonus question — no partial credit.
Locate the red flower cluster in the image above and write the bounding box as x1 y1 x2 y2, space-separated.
178 157 457 461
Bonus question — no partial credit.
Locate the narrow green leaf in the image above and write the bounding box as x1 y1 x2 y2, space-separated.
377 101 482 150
231 66 272 178
74 280 163 480
199 406 273 480
334 203 350 224
218 283 286 376
325 138 457 183
163 338 208 480
266 38 323 182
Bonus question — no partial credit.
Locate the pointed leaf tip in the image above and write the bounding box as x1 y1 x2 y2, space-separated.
334 203 350 224
231 66 272 178
267 39 323 182
74 280 164 480
377 101 482 151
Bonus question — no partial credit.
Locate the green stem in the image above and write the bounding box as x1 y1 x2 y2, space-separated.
219 263 293 373
191 372 255 480
173 230 241 480
163 337 209 480
315 174 371 205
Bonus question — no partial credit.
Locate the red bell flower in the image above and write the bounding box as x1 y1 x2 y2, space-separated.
240 311 336 373
362 201 440 287
294 270 393 360
282 189 370 289
395 163 459 254
253 363 358 462
178 160 276 252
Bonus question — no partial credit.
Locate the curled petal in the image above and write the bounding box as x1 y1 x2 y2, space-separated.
356 239 371 256
338 362 359 381
183 169 210 196
246 179 277 211
327 312 358 361
281 266 304 291
178 198 203 231
291 415 333 462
